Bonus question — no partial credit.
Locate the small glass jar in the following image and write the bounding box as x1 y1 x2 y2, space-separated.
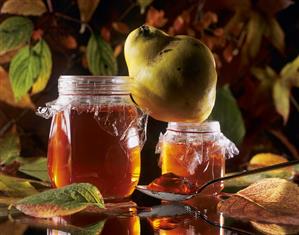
38 76 147 201
156 121 238 195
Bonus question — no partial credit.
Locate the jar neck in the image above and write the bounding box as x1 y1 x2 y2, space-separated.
58 76 131 96
166 121 220 134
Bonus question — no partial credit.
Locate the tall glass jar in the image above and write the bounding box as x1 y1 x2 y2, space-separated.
155 121 238 195
37 76 147 201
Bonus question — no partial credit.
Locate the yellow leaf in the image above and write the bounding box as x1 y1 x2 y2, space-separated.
77 0 100 33
280 55 299 87
251 221 299 235
218 178 299 225
1 0 47 16
0 66 35 109
249 153 292 175
273 79 290 124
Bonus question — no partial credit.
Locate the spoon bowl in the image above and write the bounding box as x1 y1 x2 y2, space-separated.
136 160 299 201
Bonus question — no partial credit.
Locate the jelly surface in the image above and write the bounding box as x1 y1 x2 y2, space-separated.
47 105 141 200
159 141 225 195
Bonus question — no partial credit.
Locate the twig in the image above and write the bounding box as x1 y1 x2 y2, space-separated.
55 12 93 33
269 129 299 160
119 2 137 22
290 94 299 113
47 0 53 13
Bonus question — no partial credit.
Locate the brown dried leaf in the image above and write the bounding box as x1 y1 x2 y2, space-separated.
146 7 168 28
112 22 129 34
113 43 123 58
0 66 35 109
218 178 299 225
1 0 47 16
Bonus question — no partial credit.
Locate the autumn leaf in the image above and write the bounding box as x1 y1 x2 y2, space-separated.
1 0 47 16
146 7 168 28
0 17 33 55
86 34 117 75
219 178 299 225
9 39 52 100
0 66 35 109
31 40 53 94
77 0 100 33
264 18 285 53
18 157 49 182
14 183 105 218
138 0 154 14
280 55 299 87
251 221 299 235
112 22 129 34
0 174 38 198
273 79 290 124
0 132 20 165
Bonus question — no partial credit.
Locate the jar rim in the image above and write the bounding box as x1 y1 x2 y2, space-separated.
58 76 132 95
167 121 220 133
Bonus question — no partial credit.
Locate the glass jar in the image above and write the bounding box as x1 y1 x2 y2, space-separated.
156 121 238 195
37 76 147 201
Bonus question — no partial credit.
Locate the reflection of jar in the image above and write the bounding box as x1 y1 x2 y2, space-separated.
157 121 238 195
38 76 147 201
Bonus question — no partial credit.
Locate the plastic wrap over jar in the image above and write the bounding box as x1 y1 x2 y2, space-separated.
37 76 148 201
155 121 238 195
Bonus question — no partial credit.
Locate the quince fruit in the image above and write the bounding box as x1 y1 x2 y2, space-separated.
124 25 217 122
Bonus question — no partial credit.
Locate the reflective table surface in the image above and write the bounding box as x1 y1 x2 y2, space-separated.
0 191 267 235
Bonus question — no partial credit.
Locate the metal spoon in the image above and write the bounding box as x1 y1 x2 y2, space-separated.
136 159 299 201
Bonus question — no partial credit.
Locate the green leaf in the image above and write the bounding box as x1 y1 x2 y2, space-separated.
86 34 117 76
18 157 49 182
273 79 290 124
1 0 47 16
0 174 38 198
0 17 33 54
209 86 245 145
15 183 105 218
0 133 20 165
9 39 51 100
31 40 52 94
137 0 154 14
265 18 285 53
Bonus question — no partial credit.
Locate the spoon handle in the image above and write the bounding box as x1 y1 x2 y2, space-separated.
196 159 299 194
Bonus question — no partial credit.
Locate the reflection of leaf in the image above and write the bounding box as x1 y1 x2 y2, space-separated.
0 66 35 109
0 17 33 54
77 0 100 33
31 40 52 94
15 183 105 218
209 86 245 145
0 174 38 198
219 178 299 225
1 0 47 16
138 0 154 14
273 79 290 124
0 133 20 165
18 157 49 182
86 34 117 76
251 221 299 235
0 221 28 235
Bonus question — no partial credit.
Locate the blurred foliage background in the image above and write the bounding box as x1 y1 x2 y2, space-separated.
0 0 298 182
